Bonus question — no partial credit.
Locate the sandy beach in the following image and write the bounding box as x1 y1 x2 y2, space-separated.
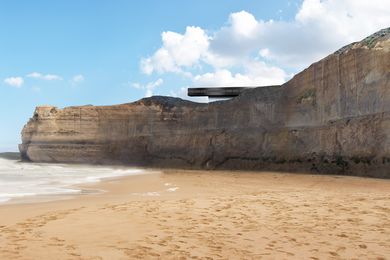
0 170 389 259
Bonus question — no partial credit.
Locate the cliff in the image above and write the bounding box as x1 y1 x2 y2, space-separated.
20 28 390 178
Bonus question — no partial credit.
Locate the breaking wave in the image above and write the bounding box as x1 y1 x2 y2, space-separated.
0 156 146 204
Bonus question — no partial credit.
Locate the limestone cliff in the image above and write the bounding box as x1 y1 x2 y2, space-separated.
20 28 390 178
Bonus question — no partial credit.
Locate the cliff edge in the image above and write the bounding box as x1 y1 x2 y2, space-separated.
20 28 390 178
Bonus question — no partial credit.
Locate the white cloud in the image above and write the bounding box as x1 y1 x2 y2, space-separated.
194 70 250 87
27 72 62 81
132 78 163 97
140 0 390 94
193 61 288 87
229 11 259 38
259 48 271 59
141 26 209 75
4 77 24 88
70 74 85 85
27 72 40 78
234 2 387 63
211 0 390 69
209 11 265 60
138 12 287 88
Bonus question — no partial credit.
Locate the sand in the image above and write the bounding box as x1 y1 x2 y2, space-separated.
0 170 389 259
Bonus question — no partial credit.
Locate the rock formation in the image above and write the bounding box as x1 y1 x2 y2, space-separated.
20 28 390 178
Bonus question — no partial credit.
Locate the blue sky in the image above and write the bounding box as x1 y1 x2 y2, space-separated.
1 0 389 152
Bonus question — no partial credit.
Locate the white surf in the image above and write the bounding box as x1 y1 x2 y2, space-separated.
0 157 146 204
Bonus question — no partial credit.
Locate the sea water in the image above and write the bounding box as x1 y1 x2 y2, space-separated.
0 157 146 204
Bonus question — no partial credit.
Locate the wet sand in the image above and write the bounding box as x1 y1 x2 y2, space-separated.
0 170 389 259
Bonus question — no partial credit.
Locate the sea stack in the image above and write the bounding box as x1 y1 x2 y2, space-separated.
20 28 390 178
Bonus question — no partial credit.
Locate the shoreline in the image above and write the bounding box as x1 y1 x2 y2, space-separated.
0 170 159 206
0 169 389 259
0 155 157 206
2 167 388 206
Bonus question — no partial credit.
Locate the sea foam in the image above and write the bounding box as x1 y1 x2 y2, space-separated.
0 157 146 204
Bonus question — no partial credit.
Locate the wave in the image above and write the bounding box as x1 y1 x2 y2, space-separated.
0 157 147 204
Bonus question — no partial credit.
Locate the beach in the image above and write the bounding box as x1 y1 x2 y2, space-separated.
0 170 389 259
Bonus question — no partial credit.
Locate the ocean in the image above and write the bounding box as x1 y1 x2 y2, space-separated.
0 154 146 204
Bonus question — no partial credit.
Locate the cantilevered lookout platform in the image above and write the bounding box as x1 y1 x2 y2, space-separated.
187 87 250 98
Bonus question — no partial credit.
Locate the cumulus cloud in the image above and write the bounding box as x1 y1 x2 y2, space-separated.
209 11 264 60
140 0 390 92
230 11 259 38
4 77 24 88
193 61 288 87
141 26 209 75
211 0 390 69
27 72 63 81
132 78 163 97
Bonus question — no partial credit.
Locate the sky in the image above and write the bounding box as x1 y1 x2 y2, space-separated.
1 0 390 152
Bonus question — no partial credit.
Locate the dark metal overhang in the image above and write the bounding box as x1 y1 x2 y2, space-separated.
187 87 250 98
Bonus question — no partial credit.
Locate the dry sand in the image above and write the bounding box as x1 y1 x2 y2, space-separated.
0 170 389 259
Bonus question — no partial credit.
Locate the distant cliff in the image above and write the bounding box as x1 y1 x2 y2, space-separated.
20 28 390 178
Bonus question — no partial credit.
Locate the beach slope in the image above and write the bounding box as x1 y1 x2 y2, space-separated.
0 170 389 259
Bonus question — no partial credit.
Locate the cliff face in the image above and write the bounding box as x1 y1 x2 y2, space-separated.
20 28 390 178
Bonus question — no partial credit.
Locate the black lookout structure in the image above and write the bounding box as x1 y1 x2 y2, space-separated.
187 87 250 98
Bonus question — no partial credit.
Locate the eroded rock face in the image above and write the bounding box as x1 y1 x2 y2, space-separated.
20 28 390 178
